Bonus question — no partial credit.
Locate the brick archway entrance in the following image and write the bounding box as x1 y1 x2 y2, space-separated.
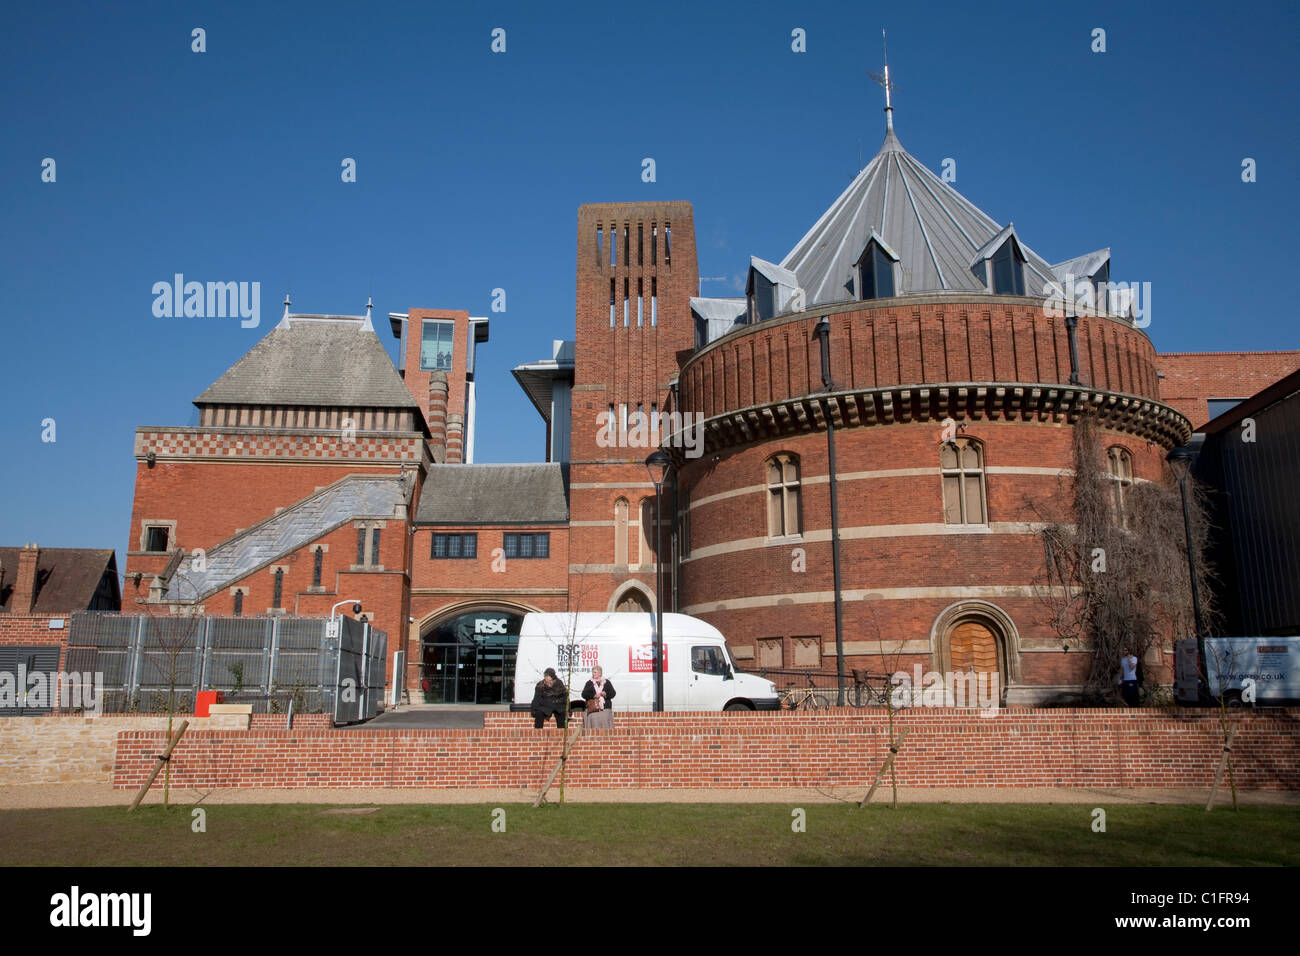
930 601 1019 706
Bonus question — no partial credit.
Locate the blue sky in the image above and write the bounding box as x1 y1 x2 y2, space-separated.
2 0 1297 561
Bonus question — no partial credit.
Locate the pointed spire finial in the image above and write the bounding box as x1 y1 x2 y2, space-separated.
867 30 897 136
278 293 292 329
360 296 375 332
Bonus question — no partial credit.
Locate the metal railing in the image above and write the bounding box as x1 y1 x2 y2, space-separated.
745 667 899 708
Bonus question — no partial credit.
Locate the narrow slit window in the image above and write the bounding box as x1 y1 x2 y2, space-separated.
614 498 629 565
356 527 366 565
273 569 283 609
371 528 381 566
623 224 630 266
623 278 629 327
638 224 644 265
637 278 644 326
611 224 617 267
312 548 323 587
651 223 657 264
665 224 671 265
596 225 603 267
610 278 616 328
651 276 658 326
233 590 243 617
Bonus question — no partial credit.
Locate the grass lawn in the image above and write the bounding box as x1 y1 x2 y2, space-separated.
2 802 1296 866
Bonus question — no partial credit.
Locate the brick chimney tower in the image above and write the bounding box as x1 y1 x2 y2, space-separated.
427 370 449 463
445 414 464 464
14 542 40 613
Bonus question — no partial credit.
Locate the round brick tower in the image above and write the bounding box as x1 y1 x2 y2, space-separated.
673 122 1190 705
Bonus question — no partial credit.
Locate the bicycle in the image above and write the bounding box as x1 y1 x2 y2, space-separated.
849 670 907 709
779 681 829 710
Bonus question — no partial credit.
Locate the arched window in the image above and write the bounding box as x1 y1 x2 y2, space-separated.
233 590 243 617
766 454 801 537
1106 446 1134 528
312 547 323 588
616 587 652 613
614 498 629 566
941 438 987 525
272 568 283 609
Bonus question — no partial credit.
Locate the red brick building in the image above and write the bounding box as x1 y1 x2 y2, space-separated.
119 115 1296 707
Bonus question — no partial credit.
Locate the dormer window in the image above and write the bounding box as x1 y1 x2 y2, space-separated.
747 257 801 322
990 241 1025 295
856 239 898 299
748 274 776 323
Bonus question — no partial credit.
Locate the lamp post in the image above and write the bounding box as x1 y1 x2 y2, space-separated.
1166 447 1208 679
645 450 671 712
330 599 363 625
812 317 847 706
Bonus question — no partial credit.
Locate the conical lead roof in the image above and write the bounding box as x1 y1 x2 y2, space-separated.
780 128 1060 305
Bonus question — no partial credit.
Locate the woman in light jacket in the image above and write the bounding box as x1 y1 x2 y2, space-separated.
581 666 616 729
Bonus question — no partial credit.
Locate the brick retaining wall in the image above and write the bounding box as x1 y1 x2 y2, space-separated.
111 709 1300 791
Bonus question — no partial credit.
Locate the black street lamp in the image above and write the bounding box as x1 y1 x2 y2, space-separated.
812 317 847 706
1166 446 1208 684
645 449 672 712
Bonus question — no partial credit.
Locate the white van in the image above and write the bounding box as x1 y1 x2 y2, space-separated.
1175 636 1300 705
510 612 779 713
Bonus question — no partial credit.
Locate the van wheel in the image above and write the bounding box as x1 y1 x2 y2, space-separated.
724 702 753 712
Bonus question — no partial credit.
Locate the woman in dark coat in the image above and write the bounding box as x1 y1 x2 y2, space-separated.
531 667 568 729
581 666 616 730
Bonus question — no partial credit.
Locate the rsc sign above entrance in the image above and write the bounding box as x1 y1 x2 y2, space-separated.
421 609 524 705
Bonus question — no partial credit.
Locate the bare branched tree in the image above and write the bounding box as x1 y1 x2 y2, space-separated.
137 575 205 809
1030 411 1218 701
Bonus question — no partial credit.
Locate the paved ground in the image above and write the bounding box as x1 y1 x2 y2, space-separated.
2 782 1295 809
341 706 506 730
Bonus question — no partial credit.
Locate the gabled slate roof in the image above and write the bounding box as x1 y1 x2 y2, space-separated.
415 464 569 525
194 316 419 409
780 128 1061 306
0 548 119 613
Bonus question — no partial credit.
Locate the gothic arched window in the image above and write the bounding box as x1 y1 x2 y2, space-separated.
941 438 987 525
766 454 801 537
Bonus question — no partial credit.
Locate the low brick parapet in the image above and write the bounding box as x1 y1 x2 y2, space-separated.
110 709 1300 791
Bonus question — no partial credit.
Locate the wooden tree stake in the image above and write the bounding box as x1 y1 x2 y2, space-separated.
128 720 189 812
533 723 584 808
860 728 909 807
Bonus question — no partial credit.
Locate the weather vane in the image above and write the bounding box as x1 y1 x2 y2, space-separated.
866 29 897 131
